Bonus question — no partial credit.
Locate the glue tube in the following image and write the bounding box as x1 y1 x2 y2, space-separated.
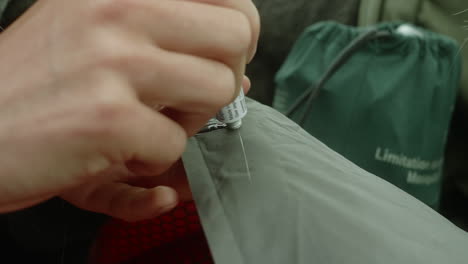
216 88 247 129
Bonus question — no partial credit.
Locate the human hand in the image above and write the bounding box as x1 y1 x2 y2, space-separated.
0 0 259 219
62 78 251 222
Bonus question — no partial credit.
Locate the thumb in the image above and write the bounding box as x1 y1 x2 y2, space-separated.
62 182 179 222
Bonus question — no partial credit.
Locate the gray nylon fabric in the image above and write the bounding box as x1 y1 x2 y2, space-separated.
182 98 468 264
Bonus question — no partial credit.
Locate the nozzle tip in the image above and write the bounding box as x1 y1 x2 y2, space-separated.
227 120 242 130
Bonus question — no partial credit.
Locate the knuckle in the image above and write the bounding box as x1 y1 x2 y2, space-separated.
64 71 136 141
94 101 134 124
77 33 120 71
91 0 139 23
86 70 133 102
87 44 149 79
94 52 130 72
88 40 130 70
87 38 151 74
86 100 135 139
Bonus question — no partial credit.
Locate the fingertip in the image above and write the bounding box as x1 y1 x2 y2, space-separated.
121 186 179 222
151 186 179 214
242 75 251 94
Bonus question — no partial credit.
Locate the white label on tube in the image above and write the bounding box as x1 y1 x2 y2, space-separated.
216 89 247 123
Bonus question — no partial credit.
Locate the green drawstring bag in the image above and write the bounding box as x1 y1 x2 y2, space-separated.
273 21 461 209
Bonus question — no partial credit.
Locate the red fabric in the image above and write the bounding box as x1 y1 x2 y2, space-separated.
94 201 214 264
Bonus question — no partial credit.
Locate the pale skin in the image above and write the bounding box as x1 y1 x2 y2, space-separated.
0 0 260 221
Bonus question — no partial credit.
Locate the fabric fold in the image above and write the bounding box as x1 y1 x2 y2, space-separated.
183 98 468 264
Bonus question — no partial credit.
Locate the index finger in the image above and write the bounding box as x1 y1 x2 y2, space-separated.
183 0 260 62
